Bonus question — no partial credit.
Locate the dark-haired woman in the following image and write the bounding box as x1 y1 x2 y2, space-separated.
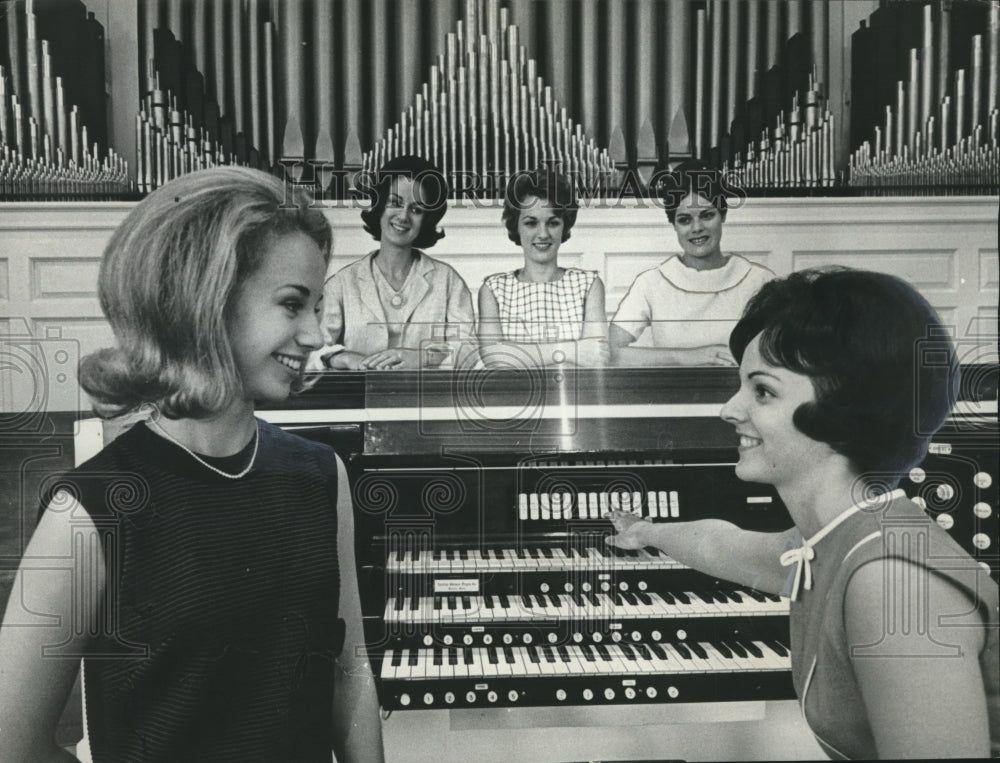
318 155 474 370
610 159 773 366
478 168 608 368
606 267 998 759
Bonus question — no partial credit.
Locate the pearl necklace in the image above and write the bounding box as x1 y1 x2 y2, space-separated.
148 417 259 480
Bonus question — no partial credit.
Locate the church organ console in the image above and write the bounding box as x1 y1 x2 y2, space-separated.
262 364 998 719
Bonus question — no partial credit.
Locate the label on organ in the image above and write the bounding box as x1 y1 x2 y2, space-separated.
433 578 480 594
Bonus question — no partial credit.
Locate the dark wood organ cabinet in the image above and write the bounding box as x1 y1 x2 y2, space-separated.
262 366 997 760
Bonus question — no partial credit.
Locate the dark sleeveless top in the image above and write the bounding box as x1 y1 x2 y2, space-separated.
788 491 999 759
40 419 342 762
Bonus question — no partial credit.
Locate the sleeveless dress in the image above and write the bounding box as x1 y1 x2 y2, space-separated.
484 268 598 343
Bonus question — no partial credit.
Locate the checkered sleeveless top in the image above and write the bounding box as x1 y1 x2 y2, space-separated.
485 268 598 343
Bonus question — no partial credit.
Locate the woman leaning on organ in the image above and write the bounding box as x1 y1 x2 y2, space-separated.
477 167 609 368
314 155 475 371
606 267 998 759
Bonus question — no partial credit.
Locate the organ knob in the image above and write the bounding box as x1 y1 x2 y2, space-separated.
423 635 433 646
624 687 637 699
548 633 558 643
564 582 574 592
445 692 456 704
582 582 592 592
611 632 622 642
572 632 583 643
600 581 611 592
676 629 688 640
973 502 992 518
540 582 550 592
400 693 411 706
483 634 494 645
423 693 434 705
443 635 454 645
487 691 498 703
463 635 473 645
523 633 533 644
618 581 629 591
465 691 476 703
637 580 648 591
604 688 615 700
583 688 594 700
936 514 955 530
556 689 567 701
651 630 662 641
909 467 926 483
646 687 658 699
936 483 955 501
503 633 514 644
507 690 519 702
973 533 991 549
667 686 680 699
974 471 993 488
631 630 642 641
592 632 603 643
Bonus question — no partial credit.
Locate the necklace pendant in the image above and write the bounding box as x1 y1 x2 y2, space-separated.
390 293 404 308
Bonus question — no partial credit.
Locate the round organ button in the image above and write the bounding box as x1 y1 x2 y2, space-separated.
508 690 519 702
611 632 622 642
548 632 558 644
936 513 955 530
572 632 583 643
909 467 926 483
631 630 642 641
465 691 476 703
444 692 456 704
592 632 603 643
564 582 574 592
667 686 679 699
487 691 498 703
400 693 411 706
423 693 434 705
604 688 615 700
503 633 514 645
973 502 992 519
523 633 533 645
423 635 433 647
483 634 494 645
443 635 454 645
556 689 567 701
463 635 473 645
540 582 550 593
582 688 593 701
936 483 955 502
582 582 592 592
600 581 611 592
637 580 648 591
676 629 687 641
974 472 993 489
651 630 662 641
645 687 658 699
624 687 637 699
618 581 629 591
973 533 991 550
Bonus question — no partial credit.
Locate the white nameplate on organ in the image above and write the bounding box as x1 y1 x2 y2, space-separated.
746 496 773 504
433 578 480 594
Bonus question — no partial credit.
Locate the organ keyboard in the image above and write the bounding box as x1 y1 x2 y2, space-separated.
263 365 997 719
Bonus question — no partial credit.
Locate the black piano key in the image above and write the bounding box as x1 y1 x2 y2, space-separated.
727 589 744 603
534 594 547 608
498 593 511 609
635 591 653 606
595 643 612 661
741 640 764 659
715 641 734 658
585 591 601 607
459 549 468 560
409 594 419 611
478 549 488 560
622 591 639 606
635 642 653 660
550 593 562 607
447 595 457 610
433 549 443 561
661 591 677 605
557 645 571 662
521 594 533 609
503 646 515 664
613 592 625 605
527 645 541 663
464 647 474 664
619 643 636 660
408 649 419 666
433 596 443 611
674 591 691 605
764 593 783 602
674 642 692 659
689 642 709 659
727 640 749 658
567 547 583 559
487 646 499 664
648 642 668 660
742 588 767 602
484 594 495 609
433 647 443 665
516 548 528 559
448 648 458 665
461 595 472 610
571 592 586 607
540 547 553 559
767 639 790 657
581 644 596 661
392 650 403 666
393 596 404 611
542 646 556 663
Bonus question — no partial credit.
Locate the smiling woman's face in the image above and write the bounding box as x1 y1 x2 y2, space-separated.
379 177 426 249
672 192 725 267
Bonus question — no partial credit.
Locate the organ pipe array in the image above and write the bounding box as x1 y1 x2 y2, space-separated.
0 0 130 200
2 0 999 201
847 0 1000 194
362 0 616 197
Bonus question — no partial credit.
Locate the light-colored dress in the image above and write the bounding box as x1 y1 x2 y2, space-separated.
611 254 774 348
484 268 598 343
323 250 475 356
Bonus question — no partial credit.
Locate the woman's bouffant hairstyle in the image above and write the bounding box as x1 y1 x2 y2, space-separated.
502 167 578 245
79 166 332 420
360 155 448 249
729 267 959 484
659 159 735 224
